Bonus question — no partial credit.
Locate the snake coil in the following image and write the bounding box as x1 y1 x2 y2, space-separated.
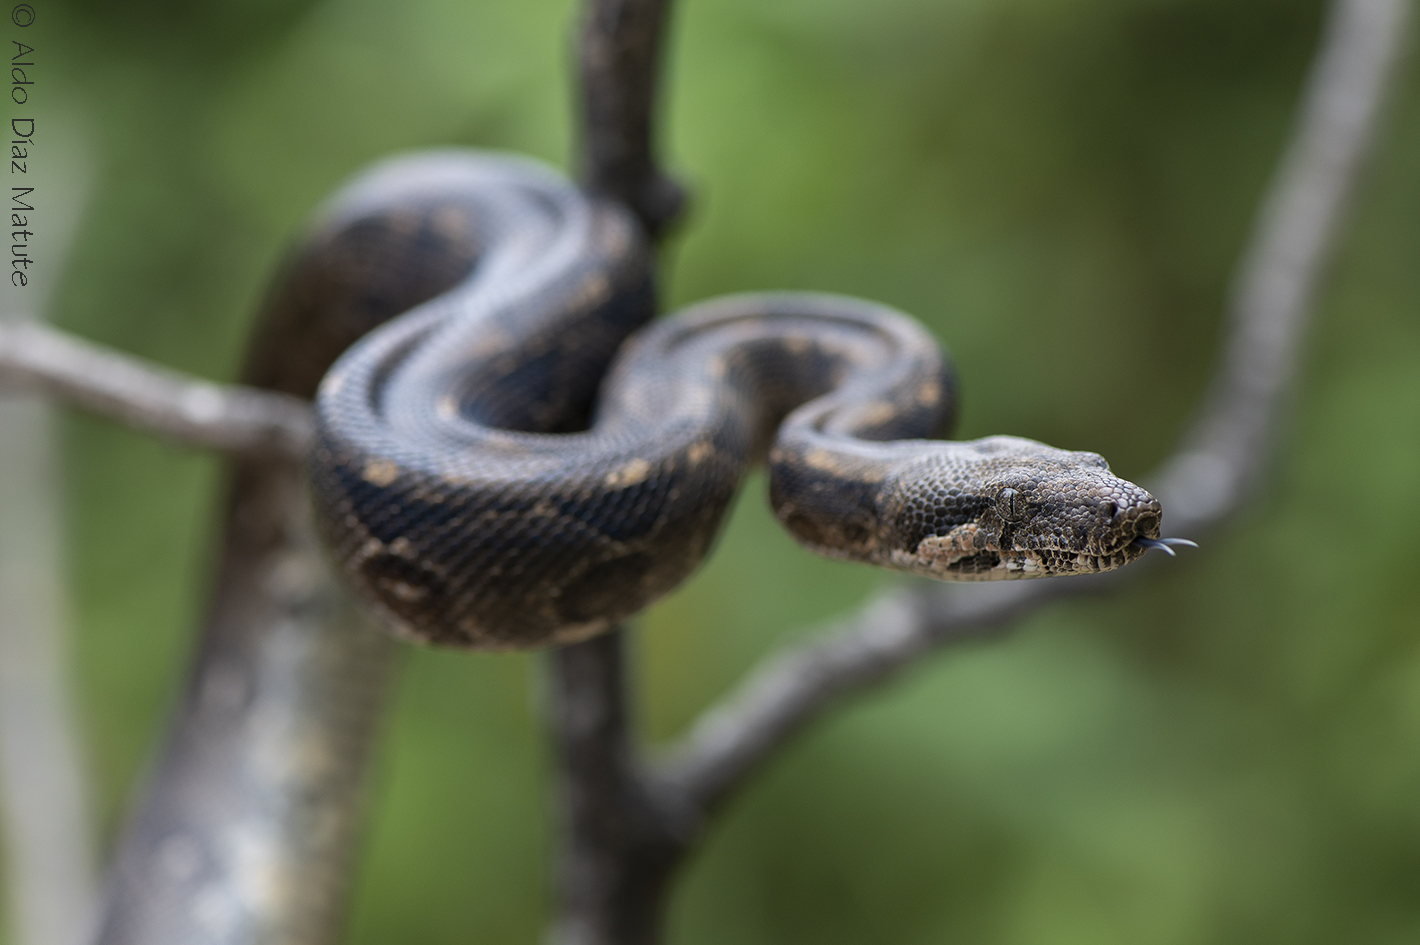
249 150 1169 650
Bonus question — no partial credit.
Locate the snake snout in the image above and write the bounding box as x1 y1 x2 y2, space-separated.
1098 489 1162 554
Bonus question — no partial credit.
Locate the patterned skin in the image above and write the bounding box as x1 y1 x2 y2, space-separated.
269 151 1164 650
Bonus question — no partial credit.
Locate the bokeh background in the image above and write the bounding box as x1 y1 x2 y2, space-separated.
8 0 1420 941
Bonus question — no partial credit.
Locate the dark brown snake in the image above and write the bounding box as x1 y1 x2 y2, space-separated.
253 150 1184 651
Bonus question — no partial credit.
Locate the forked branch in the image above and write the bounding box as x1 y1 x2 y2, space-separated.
657 0 1413 818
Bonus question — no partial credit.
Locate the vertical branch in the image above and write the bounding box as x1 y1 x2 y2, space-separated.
546 3 690 943
577 0 686 237
545 632 689 945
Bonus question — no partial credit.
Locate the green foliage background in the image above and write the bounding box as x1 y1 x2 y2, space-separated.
16 0 1420 940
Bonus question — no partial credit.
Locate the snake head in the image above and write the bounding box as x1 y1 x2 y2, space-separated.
885 435 1161 579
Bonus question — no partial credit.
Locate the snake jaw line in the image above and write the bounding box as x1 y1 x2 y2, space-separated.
910 524 994 574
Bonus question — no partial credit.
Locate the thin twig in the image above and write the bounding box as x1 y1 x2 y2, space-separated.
658 0 1412 817
1153 0 1412 529
0 321 313 459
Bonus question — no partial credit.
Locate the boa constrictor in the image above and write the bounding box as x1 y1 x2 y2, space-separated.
245 150 1180 650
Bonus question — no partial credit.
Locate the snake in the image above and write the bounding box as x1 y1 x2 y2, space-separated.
253 150 1182 651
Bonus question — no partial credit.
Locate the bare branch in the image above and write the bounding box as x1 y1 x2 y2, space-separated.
658 0 1412 816
1153 0 1412 530
0 321 313 459
0 314 376 945
96 453 398 945
577 0 686 237
548 3 693 942
657 582 1063 812
545 630 688 945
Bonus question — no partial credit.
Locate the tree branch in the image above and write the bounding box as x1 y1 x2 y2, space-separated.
0 314 391 944
545 631 690 945
577 0 686 237
548 4 693 942
1153 0 1412 529
657 0 1412 818
0 321 313 459
96 453 398 945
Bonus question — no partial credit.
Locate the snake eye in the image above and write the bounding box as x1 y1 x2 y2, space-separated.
998 487 1025 523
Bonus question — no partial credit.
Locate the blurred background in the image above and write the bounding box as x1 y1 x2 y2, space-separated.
4 0 1419 941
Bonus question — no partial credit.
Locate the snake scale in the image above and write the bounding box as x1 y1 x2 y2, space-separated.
252 150 1176 651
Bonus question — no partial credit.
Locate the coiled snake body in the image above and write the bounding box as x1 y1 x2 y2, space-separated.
256 151 1166 650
